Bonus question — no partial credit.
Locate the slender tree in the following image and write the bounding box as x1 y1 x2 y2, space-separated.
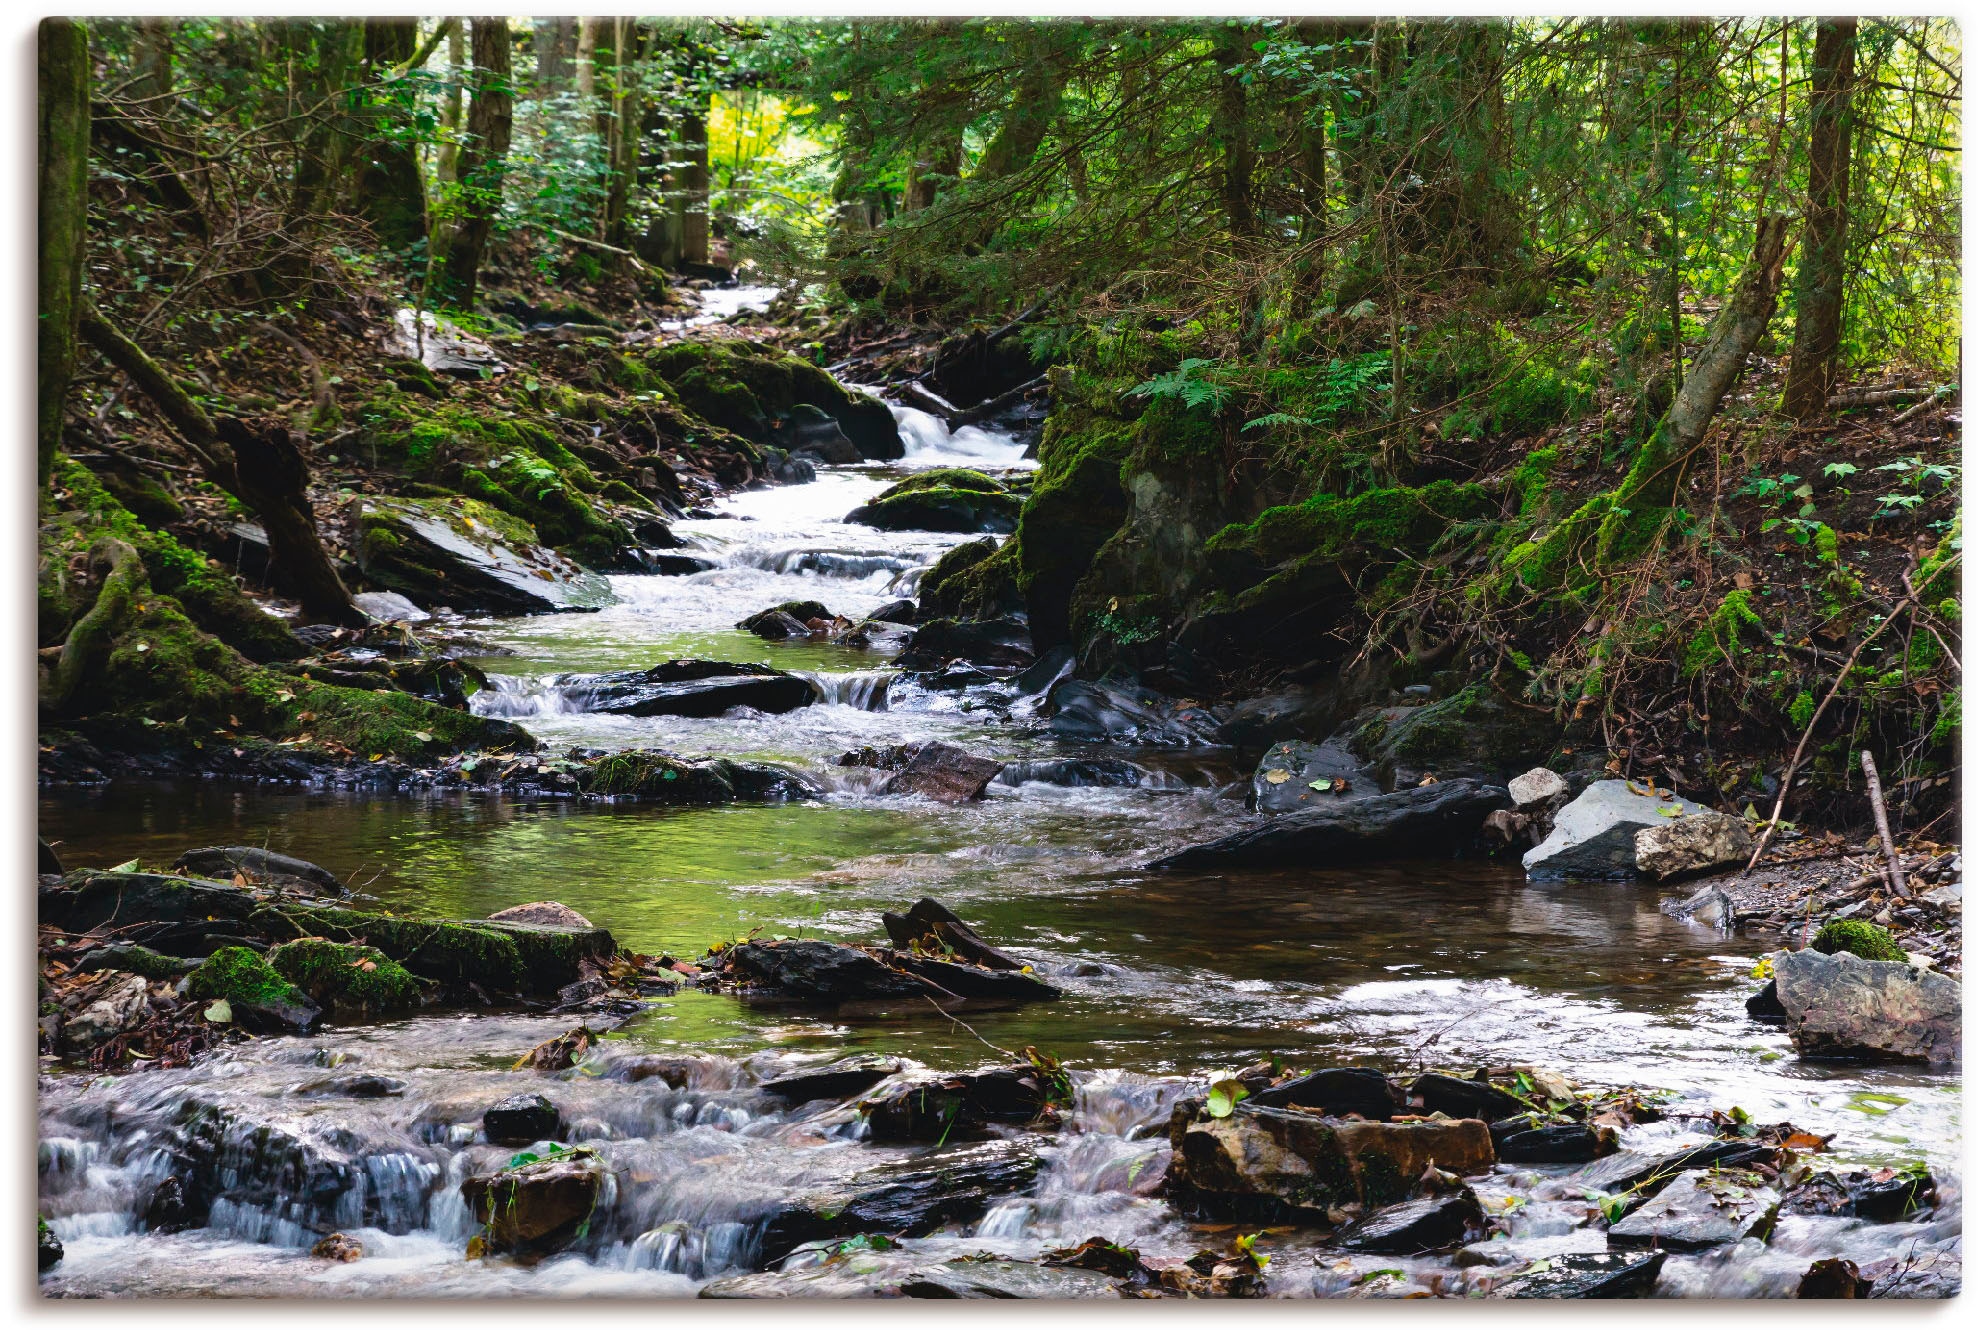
432 17 513 309
38 18 90 490
353 18 432 258
1782 17 1860 420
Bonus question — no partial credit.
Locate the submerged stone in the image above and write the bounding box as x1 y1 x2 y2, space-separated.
880 742 1005 803
1490 1251 1665 1298
1336 1189 1485 1254
759 1054 903 1105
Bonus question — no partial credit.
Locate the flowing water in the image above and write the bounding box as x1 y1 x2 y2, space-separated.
38 381 1961 1298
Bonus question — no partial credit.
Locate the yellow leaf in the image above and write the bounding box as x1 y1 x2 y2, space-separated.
1263 769 1291 784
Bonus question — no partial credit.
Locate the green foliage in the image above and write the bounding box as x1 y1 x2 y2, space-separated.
1811 920 1907 963
1126 358 1230 413
1682 589 1765 677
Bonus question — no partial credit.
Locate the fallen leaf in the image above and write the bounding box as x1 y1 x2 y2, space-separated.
204 999 233 1023
1264 769 1291 785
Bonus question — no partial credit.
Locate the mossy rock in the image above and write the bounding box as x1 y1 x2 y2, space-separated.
355 496 616 615
1811 921 1907 963
846 487 1021 534
268 938 423 1015
1354 685 1561 788
187 945 319 1031
645 339 903 460
1013 381 1137 648
883 468 1006 497
1206 480 1492 582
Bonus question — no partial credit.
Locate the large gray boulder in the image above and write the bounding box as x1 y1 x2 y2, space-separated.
355 497 615 615
1523 780 1701 880
1151 778 1508 871
1772 948 1960 1064
1634 811 1753 880
557 659 819 717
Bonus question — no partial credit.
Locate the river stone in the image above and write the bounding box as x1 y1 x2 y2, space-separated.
1634 811 1753 881
744 609 810 640
355 497 615 615
1013 643 1076 696
462 1148 605 1254
1491 1251 1666 1298
1507 767 1569 812
38 1219 62 1272
846 486 1022 534
1606 1169 1780 1250
995 757 1147 788
869 598 918 626
1248 1067 1402 1119
1663 882 1736 928
755 1138 1042 1265
1048 677 1225 747
1409 1073 1532 1122
880 742 1004 803
759 1054 903 1104
483 1093 562 1146
882 898 1023 971
1336 1189 1485 1254
701 1255 1119 1300
1250 738 1373 814
1494 1124 1605 1164
61 973 153 1054
558 659 819 718
172 846 345 895
895 616 1036 670
296 1074 408 1099
488 901 594 929
1567 1141 1776 1199
1170 1103 1495 1216
1523 780 1699 880
311 1232 364 1262
351 590 430 623
1782 1167 1937 1221
862 1065 1051 1142
1798 1258 1873 1298
723 939 949 1004
1151 779 1510 871
1771 947 1960 1064
894 954 1061 1002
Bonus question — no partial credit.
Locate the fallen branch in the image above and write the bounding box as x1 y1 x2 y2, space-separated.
1828 385 1926 409
1891 385 1957 429
546 227 666 281
1859 750 1910 898
953 373 1050 428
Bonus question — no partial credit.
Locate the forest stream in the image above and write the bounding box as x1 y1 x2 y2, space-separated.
36 301 1960 1298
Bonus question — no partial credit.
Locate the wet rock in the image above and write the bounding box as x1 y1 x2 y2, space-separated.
311 1232 364 1262
295 1074 409 1099
1798 1257 1872 1298
1507 767 1568 813
1523 780 1699 880
1215 685 1348 751
172 846 345 895
847 485 1022 534
72 943 198 980
862 1065 1054 1142
187 947 322 1035
744 610 810 640
1047 676 1225 747
1745 979 1787 1023
1354 686 1560 789
558 659 819 718
484 1093 563 1146
1490 1251 1665 1298
1606 1168 1779 1250
355 496 615 615
869 598 919 625
643 553 719 576
1633 811 1753 881
1169 1102 1495 1217
1408 1073 1533 1122
759 1054 903 1104
1493 1124 1606 1164
1250 739 1371 814
1151 779 1510 871
755 1138 1043 1265
880 742 1005 804
141 1175 195 1233
1336 1189 1485 1254
892 955 1061 1003
722 939 949 1004
488 901 595 929
1013 643 1076 696
1568 1141 1776 1198
462 1148 606 1254
1771 947 1960 1064
1782 1167 1937 1221
1248 1067 1401 1119
881 897 1022 970
38 1218 62 1272
1663 882 1736 928
996 757 1147 788
895 616 1036 671
39 838 63 876
703 1254 1115 1300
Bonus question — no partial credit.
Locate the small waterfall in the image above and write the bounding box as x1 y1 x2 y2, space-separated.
798 671 892 711
884 403 1037 470
470 673 583 718
724 547 920 580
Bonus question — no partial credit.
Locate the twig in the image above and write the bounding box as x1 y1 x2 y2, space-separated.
1891 385 1955 429
1859 750 1910 898
923 995 1018 1061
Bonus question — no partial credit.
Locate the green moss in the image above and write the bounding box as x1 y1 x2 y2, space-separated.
1014 385 1137 646
881 468 1005 497
1811 920 1907 963
1931 687 1959 746
1682 589 1764 678
1508 447 1559 516
851 486 1021 534
268 905 527 989
1207 480 1490 574
582 750 737 803
268 938 422 1014
84 943 194 981
188 946 308 1008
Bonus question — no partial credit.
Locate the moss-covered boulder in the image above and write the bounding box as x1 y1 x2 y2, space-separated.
355 496 615 615
269 938 423 1016
1811 920 1907 963
646 339 904 461
187 946 321 1033
1353 686 1560 789
847 478 1022 534
1010 376 1135 648
917 538 1023 621
886 467 1006 496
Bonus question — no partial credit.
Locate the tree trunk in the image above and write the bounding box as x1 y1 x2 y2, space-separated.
77 305 367 627
599 18 644 253
433 17 513 310
574 18 601 103
679 106 710 266
974 56 1066 185
534 17 575 92
130 19 174 102
354 18 431 257
39 18 91 491
1215 29 1257 238
1782 18 1859 420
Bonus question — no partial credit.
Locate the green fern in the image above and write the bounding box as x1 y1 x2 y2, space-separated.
1126 358 1230 412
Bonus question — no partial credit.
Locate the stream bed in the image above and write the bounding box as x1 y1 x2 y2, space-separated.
38 404 1961 1298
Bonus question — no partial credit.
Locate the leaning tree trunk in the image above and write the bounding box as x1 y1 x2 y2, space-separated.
433 17 513 310
39 18 91 491
1781 18 1859 421
77 306 367 627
